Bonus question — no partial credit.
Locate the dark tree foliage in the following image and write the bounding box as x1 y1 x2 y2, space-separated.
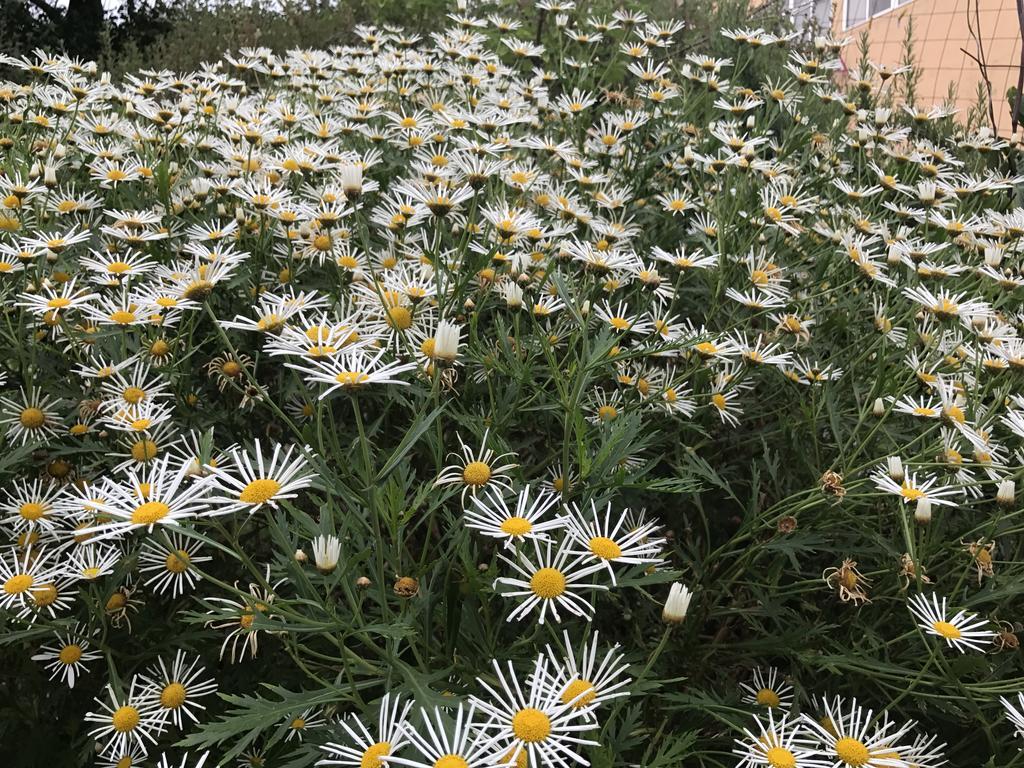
5 0 178 60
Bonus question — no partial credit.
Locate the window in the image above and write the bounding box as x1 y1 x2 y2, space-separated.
844 0 913 29
845 0 869 28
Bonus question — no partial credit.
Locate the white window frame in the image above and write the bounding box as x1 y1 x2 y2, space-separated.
842 0 914 31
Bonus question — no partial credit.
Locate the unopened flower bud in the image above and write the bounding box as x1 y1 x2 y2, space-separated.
886 456 904 483
662 582 693 624
997 479 1015 507
873 397 885 417
914 497 932 525
311 534 341 573
294 548 307 563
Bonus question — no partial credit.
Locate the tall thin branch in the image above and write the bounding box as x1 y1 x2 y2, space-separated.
966 0 997 132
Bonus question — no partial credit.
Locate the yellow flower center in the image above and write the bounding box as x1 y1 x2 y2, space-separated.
239 478 282 504
360 741 391 768
131 500 170 525
335 371 370 386
932 620 962 639
434 757 469 768
58 644 82 664
597 405 618 422
130 439 159 463
765 747 796 768
160 682 188 709
47 297 72 308
4 573 33 594
755 688 780 707
19 502 46 520
560 678 596 708
462 461 492 486
588 536 622 560
500 517 533 536
107 706 139 735
19 407 45 429
123 386 146 404
110 310 137 325
386 305 413 329
32 582 57 605
834 737 870 767
512 708 552 743
529 567 566 599
165 550 191 573
900 485 925 501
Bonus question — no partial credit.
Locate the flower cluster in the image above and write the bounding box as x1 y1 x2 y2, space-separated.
2 0 1024 764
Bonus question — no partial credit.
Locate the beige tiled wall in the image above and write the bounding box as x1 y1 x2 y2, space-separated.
832 0 1023 133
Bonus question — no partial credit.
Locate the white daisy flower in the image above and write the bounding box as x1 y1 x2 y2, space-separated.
464 484 565 548
204 439 315 516
908 592 994 653
493 537 607 624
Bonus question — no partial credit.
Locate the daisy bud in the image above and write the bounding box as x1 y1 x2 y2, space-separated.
886 244 902 266
311 534 341 573
662 582 693 624
29 161 41 180
43 165 58 188
500 281 524 309
339 163 363 201
580 300 590 318
997 479 1015 507
356 576 371 589
886 456 904 483
745 115 755 130
433 320 462 364
293 548 307 563
914 497 932 525
54 143 66 159
872 397 885 417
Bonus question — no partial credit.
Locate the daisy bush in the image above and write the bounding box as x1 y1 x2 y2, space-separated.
3 2 1024 767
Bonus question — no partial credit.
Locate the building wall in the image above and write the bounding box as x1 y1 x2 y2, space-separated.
832 0 1022 133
